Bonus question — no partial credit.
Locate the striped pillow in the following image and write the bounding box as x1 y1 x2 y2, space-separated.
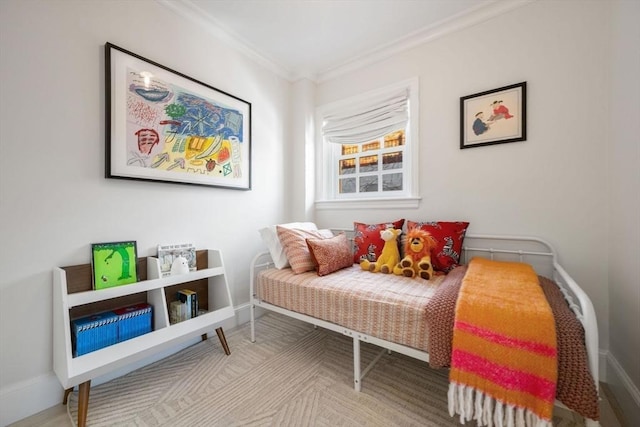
276 226 334 274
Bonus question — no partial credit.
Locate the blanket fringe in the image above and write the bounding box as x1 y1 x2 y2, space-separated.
448 382 552 427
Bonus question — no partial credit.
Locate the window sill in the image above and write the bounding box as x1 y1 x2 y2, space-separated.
315 197 421 210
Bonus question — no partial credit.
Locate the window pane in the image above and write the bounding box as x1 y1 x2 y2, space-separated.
339 177 356 193
362 141 380 152
382 151 403 170
384 130 405 148
359 175 378 192
359 155 378 172
342 144 359 155
339 158 356 175
382 173 403 191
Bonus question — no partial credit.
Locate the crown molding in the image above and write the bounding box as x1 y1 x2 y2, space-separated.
156 0 533 84
155 0 293 81
317 0 534 83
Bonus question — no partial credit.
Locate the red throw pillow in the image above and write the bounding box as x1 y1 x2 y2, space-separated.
406 221 469 273
307 233 353 276
353 219 405 264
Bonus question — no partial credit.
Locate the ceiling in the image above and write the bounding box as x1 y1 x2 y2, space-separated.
159 0 528 82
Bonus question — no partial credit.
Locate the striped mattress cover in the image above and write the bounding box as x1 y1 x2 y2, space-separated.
256 265 444 352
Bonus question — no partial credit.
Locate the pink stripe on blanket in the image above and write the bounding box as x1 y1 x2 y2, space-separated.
452 349 556 402
454 320 557 357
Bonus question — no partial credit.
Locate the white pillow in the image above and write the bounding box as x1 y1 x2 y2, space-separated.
258 222 318 269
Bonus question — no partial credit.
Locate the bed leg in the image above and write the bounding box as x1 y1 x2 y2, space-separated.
584 418 600 427
353 337 361 392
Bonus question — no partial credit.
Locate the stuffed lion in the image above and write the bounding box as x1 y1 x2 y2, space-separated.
393 228 437 280
360 228 401 274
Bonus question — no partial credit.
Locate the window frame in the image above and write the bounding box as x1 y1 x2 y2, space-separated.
315 78 420 210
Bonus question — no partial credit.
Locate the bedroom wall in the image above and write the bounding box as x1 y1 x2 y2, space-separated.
2 0 638 425
0 0 291 424
315 0 611 367
313 0 640 420
608 0 640 423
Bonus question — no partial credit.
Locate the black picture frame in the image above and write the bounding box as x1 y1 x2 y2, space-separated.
105 43 252 189
460 82 526 149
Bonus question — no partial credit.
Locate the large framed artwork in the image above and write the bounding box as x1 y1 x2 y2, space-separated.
105 43 252 189
460 82 526 149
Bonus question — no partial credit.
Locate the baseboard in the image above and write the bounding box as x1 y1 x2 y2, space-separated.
599 349 608 382
605 350 640 424
0 304 252 427
0 372 63 427
233 302 253 325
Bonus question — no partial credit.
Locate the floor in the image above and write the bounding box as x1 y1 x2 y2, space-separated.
10 383 626 427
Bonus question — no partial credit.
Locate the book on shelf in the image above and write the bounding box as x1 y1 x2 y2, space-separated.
177 289 198 320
71 311 119 357
91 241 139 290
157 243 196 277
169 300 186 324
71 304 153 356
113 303 152 342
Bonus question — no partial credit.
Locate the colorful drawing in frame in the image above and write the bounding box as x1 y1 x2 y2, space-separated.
91 241 138 290
460 82 526 149
106 43 252 189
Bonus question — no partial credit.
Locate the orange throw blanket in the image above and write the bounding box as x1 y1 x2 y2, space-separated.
449 258 557 427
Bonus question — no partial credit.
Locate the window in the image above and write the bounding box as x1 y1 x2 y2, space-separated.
316 79 420 208
336 130 405 195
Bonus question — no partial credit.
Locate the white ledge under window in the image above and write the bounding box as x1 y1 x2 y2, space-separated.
315 196 421 210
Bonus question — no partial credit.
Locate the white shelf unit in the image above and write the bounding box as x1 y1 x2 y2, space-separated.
53 249 234 427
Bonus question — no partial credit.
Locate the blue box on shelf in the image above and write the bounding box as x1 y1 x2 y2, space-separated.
114 303 153 342
71 311 119 357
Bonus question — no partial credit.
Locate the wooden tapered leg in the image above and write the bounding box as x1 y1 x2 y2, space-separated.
63 388 73 405
215 327 230 355
77 380 91 427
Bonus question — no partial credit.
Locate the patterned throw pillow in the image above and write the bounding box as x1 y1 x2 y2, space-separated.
259 222 318 269
306 233 353 276
353 219 405 264
406 221 470 273
276 226 334 274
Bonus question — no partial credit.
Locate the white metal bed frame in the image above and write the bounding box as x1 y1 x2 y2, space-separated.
249 233 600 426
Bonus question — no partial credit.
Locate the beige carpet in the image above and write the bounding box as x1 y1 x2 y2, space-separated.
68 312 585 426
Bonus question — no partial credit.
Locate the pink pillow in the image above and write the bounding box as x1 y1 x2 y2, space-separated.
258 222 318 269
406 221 469 273
306 233 353 276
276 226 334 274
353 219 405 264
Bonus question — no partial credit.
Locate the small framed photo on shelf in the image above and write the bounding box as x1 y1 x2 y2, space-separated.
91 241 138 290
460 81 526 149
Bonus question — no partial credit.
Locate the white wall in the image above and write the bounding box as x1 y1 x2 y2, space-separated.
315 0 611 349
0 0 290 424
314 0 640 422
2 0 639 425
608 0 640 423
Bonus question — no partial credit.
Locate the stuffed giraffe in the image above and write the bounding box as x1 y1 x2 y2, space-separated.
360 228 401 274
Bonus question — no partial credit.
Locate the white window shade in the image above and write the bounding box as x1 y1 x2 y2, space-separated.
321 90 408 144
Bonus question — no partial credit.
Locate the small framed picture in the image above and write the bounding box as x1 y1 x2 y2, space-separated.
460 82 526 149
91 241 138 290
157 243 196 277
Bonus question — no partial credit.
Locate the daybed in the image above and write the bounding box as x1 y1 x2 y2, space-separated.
249 226 600 427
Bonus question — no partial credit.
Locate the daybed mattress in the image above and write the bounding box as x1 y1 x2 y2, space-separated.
256 265 444 352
